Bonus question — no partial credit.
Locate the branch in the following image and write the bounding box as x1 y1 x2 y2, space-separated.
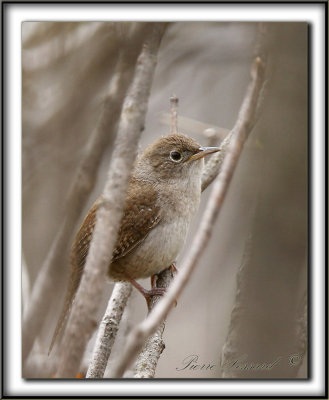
55 24 166 378
201 129 235 192
133 268 173 378
86 282 132 378
169 95 179 134
110 55 266 378
22 24 153 363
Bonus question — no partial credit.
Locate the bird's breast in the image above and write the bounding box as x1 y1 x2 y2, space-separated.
110 202 198 281
112 215 190 280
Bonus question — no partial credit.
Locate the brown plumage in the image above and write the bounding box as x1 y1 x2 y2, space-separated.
49 134 220 354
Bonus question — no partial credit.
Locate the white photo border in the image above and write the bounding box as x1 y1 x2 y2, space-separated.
3 2 326 398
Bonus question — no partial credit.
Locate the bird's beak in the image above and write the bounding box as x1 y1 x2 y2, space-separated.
187 146 220 162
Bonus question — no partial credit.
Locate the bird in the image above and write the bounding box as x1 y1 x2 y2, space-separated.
48 133 220 355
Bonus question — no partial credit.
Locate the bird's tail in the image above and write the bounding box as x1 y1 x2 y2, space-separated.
48 200 99 355
48 260 83 356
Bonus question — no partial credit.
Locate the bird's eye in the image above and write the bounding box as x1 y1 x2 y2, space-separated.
170 151 182 162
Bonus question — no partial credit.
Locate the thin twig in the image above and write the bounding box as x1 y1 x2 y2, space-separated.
110 55 266 378
170 95 179 134
55 24 166 378
22 24 153 363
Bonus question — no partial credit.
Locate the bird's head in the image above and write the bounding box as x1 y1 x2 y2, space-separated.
135 134 220 183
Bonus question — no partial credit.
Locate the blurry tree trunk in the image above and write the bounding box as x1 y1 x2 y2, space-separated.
220 23 308 378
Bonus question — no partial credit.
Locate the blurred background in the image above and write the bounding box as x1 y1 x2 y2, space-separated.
22 22 308 378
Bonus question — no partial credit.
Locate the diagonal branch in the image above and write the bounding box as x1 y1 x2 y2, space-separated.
55 24 167 378
110 55 266 378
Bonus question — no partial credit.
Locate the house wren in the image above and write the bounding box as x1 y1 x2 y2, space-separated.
49 134 220 354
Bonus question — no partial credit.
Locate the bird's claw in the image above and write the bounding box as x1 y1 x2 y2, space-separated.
143 287 167 310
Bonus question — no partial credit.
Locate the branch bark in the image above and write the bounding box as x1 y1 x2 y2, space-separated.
86 282 132 378
109 55 266 378
22 23 153 363
133 267 173 378
55 23 166 378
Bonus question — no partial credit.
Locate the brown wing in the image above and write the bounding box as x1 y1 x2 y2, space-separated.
112 179 161 261
72 180 161 266
49 180 161 354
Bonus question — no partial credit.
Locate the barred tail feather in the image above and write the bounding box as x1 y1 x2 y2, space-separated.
48 259 84 355
48 203 98 355
48 293 74 355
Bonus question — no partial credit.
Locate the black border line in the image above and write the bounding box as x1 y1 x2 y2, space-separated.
1 1 328 399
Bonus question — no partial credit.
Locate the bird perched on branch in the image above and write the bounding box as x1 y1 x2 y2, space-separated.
49 133 219 354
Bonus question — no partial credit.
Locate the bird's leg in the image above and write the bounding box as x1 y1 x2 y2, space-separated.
124 274 166 309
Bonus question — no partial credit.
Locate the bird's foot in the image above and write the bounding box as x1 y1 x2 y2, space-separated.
141 286 167 310
147 287 167 306
125 275 166 310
